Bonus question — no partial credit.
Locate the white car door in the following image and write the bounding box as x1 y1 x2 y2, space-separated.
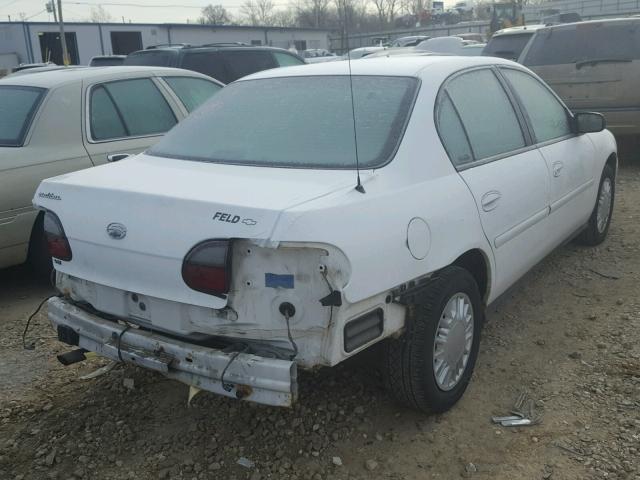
499 67 596 238
436 67 554 298
82 77 183 165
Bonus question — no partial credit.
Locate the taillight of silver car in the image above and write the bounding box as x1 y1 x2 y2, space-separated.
43 211 73 261
181 239 232 297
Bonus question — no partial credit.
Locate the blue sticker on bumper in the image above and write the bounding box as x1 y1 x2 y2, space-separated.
265 273 294 289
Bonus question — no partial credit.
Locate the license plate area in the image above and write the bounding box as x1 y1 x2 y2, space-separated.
127 292 152 322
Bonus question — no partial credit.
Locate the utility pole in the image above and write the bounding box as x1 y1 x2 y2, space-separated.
52 0 58 23
56 0 70 65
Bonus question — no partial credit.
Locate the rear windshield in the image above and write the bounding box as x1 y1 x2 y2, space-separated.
523 21 640 66
0 86 45 147
149 75 418 169
123 50 176 67
482 33 534 60
91 57 124 66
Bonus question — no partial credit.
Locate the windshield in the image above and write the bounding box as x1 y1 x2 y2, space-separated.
523 21 640 66
482 33 534 60
123 50 176 66
149 75 418 169
0 86 45 147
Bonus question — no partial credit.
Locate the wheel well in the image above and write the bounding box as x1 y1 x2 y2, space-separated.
606 153 617 176
27 211 45 258
452 249 489 301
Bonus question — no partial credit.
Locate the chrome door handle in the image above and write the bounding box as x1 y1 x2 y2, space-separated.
552 161 563 177
481 191 501 212
107 153 131 162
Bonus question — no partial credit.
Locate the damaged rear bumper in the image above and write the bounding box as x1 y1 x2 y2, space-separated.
47 296 298 407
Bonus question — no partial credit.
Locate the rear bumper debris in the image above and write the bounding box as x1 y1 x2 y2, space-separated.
47 296 298 407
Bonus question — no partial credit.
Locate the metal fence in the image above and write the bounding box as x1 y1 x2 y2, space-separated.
330 0 640 52
329 22 490 53
524 0 640 20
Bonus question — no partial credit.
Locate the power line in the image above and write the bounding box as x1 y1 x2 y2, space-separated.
66 1 290 8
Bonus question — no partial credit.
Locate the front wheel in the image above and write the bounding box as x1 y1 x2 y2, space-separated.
382 266 483 413
576 164 615 246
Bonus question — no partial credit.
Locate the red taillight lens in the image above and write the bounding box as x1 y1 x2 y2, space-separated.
43 211 72 261
182 240 232 297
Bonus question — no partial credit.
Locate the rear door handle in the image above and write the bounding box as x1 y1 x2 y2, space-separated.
552 161 563 177
481 191 501 212
107 153 131 162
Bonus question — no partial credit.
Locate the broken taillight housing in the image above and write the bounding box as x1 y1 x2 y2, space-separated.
43 211 72 261
182 240 232 297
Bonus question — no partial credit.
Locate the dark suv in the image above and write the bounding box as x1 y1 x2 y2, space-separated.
123 43 305 84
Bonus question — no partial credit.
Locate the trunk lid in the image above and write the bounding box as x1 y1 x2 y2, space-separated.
34 154 355 308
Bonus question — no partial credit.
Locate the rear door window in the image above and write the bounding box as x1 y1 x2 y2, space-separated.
442 69 526 161
163 76 223 112
90 78 177 141
273 51 305 66
123 50 176 66
501 68 571 143
523 21 640 66
482 33 533 60
181 51 229 83
435 94 474 167
0 86 45 147
221 50 277 82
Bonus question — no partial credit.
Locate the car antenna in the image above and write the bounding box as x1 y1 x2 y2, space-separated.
343 1 365 194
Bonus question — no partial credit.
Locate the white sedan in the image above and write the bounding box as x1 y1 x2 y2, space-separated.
34 56 616 411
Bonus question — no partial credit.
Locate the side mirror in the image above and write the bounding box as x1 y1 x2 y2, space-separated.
574 112 606 134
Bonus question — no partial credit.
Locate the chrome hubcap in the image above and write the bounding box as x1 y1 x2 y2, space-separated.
433 293 474 391
596 177 613 233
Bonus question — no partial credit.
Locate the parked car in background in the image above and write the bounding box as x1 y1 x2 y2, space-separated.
482 25 545 61
344 46 386 59
303 49 340 64
455 32 485 43
542 12 582 25
390 35 430 47
460 43 486 56
303 49 335 58
12 62 56 73
89 55 126 66
416 36 479 55
36 56 616 413
8 65 82 77
0 66 223 275
123 44 305 84
520 17 640 138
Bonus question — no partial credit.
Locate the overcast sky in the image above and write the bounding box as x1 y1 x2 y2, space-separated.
1 0 458 24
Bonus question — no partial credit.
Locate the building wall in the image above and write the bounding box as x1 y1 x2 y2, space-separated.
0 24 32 64
0 22 330 67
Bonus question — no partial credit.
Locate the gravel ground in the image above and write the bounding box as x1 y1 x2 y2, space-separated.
1 163 639 480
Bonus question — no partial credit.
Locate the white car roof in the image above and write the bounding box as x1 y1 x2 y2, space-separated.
493 24 546 36
0 66 215 88
242 55 519 80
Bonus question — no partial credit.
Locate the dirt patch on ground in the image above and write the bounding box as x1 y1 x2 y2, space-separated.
1 164 638 480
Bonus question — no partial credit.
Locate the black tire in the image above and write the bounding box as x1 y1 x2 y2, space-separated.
382 266 483 413
576 164 615 246
28 214 53 282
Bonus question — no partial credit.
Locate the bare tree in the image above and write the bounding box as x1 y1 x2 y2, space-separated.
371 0 400 28
294 0 332 28
199 4 232 24
271 8 297 27
240 0 276 25
88 5 113 23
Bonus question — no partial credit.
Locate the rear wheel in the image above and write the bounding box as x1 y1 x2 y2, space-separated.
576 164 615 246
382 266 483 413
28 214 53 282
